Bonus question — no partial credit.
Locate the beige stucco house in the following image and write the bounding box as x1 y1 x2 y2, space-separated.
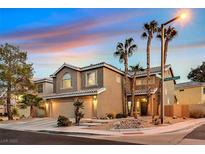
42 62 176 118
175 82 205 105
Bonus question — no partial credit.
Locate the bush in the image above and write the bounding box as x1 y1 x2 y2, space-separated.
106 113 115 119
115 113 127 119
190 109 205 119
57 115 72 127
73 99 84 125
12 107 19 117
20 115 26 119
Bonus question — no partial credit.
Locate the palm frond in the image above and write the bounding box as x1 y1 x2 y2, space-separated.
128 44 137 57
141 32 148 39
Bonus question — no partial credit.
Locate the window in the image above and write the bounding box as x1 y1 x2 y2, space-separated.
203 87 205 94
37 84 43 93
179 89 184 92
62 73 72 89
136 77 155 85
86 71 97 86
136 79 142 85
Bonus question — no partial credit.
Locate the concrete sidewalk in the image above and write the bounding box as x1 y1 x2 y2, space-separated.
0 118 205 137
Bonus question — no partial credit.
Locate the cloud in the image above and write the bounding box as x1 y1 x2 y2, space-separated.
0 10 144 54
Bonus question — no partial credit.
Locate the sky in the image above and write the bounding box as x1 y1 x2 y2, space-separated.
0 8 204 83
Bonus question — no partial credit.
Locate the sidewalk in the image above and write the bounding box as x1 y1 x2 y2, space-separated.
0 118 205 137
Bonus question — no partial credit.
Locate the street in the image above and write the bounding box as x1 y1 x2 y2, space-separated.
0 128 138 145
185 124 205 140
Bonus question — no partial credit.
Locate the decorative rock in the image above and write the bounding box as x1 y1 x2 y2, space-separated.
113 119 143 129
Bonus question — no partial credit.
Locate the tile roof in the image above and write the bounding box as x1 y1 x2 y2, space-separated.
50 61 172 78
33 78 53 84
175 81 205 89
43 87 106 99
127 88 158 96
129 65 171 77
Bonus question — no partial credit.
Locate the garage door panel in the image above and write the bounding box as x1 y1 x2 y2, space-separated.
51 101 74 118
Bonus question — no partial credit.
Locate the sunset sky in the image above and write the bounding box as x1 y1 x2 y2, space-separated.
0 8 204 83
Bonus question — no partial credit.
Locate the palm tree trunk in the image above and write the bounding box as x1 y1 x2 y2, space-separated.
164 39 169 65
130 76 136 116
146 36 151 111
30 105 34 117
6 84 13 120
124 57 129 116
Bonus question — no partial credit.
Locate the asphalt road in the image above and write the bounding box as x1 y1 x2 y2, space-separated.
0 128 139 145
185 124 205 140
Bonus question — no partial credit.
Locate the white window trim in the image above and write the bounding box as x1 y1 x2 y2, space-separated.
85 70 98 87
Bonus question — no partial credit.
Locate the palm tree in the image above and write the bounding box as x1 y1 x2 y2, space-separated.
19 94 44 117
141 20 158 118
157 26 178 64
129 64 144 116
114 38 137 115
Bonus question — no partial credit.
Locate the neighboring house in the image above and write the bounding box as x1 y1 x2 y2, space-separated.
175 81 205 105
43 62 176 118
33 78 53 97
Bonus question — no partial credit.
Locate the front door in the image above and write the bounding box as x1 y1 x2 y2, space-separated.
140 98 148 116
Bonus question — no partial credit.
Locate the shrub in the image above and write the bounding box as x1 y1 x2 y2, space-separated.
107 113 115 119
20 115 26 119
115 113 127 119
190 109 205 119
12 107 19 117
57 115 72 127
73 99 84 126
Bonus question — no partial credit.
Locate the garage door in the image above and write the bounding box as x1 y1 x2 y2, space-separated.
50 97 93 118
51 100 75 118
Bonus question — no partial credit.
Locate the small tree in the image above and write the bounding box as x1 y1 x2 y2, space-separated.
0 43 35 120
129 64 144 116
188 62 205 82
73 99 84 126
19 94 44 117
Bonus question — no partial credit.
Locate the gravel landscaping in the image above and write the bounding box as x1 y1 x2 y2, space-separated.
86 116 192 131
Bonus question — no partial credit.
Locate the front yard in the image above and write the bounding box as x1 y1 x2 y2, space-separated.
83 116 191 131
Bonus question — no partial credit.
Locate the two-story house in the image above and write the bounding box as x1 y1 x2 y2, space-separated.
42 62 176 118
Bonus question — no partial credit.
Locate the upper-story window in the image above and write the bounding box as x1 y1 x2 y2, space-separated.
62 73 72 89
37 84 43 93
136 77 155 86
86 71 97 86
203 87 205 94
